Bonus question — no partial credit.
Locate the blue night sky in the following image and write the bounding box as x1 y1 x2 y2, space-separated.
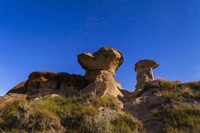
0 0 200 96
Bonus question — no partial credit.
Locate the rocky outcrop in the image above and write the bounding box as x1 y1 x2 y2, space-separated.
78 47 124 98
6 47 124 99
8 72 89 98
124 81 164 133
134 60 159 94
78 47 123 73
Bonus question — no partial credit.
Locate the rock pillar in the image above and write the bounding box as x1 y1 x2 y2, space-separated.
78 47 124 97
134 60 159 92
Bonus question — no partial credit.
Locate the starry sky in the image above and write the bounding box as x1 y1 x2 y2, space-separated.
0 0 200 96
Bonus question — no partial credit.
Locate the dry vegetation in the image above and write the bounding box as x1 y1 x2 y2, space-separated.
0 80 199 133
150 79 200 133
0 93 143 133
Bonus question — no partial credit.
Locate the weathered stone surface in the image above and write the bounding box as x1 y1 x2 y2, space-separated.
134 60 159 94
78 47 124 98
7 81 26 94
8 71 89 98
6 47 124 99
123 80 165 133
78 47 123 73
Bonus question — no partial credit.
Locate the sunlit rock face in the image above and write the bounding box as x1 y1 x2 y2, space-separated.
78 47 124 98
134 60 159 93
6 47 124 99
78 47 123 73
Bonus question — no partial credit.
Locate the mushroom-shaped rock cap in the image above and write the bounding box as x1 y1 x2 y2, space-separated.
134 60 159 71
78 47 124 71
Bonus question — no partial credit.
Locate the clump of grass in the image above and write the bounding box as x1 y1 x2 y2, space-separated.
38 95 96 117
111 113 143 133
157 79 181 90
82 93 122 109
184 81 200 90
0 101 23 118
82 112 143 133
183 81 200 99
155 79 200 101
0 101 26 130
156 79 184 102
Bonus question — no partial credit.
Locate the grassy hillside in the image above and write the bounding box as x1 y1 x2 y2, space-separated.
149 79 200 133
0 93 143 133
0 80 199 133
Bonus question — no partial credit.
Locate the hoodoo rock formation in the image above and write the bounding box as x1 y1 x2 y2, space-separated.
78 47 124 97
6 47 125 99
134 60 159 93
2 48 161 104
